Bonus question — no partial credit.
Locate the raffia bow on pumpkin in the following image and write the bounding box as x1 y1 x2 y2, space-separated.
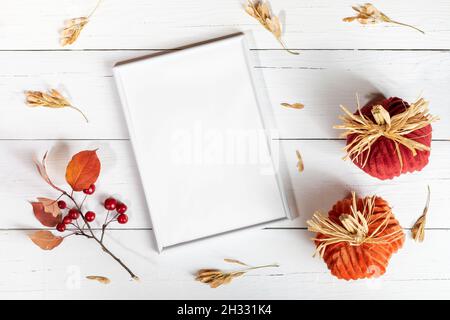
307 192 404 258
334 98 438 171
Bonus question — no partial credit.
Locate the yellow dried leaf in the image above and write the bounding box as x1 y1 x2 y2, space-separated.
25 89 89 123
86 275 111 284
60 0 103 46
343 3 424 34
195 260 278 288
244 0 298 55
412 186 431 242
281 102 304 109
296 150 304 173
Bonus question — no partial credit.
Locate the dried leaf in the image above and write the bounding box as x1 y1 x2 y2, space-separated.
343 3 424 34
61 17 90 46
244 0 298 55
195 260 278 288
224 258 249 266
412 186 431 242
31 199 62 227
65 150 101 192
296 150 304 173
60 0 103 46
281 102 304 110
29 230 63 250
35 152 65 193
86 275 111 284
25 89 89 122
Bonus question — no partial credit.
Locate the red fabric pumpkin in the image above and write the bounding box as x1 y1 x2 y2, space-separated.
340 97 434 180
308 194 405 281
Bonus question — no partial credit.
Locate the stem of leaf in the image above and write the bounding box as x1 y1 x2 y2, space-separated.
63 191 138 280
389 20 425 34
68 105 89 123
278 38 299 55
88 0 103 18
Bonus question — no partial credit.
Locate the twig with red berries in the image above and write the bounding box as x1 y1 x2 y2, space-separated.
29 150 138 281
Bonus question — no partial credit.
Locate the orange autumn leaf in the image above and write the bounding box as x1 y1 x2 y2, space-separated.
31 198 62 227
65 150 101 191
29 230 64 250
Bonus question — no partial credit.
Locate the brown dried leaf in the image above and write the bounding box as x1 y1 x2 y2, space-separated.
86 275 111 284
61 17 89 46
244 0 298 55
296 150 304 173
412 186 431 242
281 102 304 110
29 230 63 250
31 199 62 227
343 3 424 34
195 261 278 288
25 89 88 122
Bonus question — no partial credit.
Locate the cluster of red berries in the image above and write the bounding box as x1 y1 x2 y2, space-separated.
54 184 129 232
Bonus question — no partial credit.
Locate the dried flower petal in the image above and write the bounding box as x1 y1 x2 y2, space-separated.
25 89 89 123
244 0 298 55
343 3 424 34
86 275 111 284
195 260 278 288
60 0 103 46
296 150 304 173
412 186 431 242
281 102 304 110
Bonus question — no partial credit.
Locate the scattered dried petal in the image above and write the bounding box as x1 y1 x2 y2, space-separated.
343 3 424 34
296 150 304 173
244 0 298 55
86 275 111 284
412 186 431 242
25 89 89 122
281 102 304 110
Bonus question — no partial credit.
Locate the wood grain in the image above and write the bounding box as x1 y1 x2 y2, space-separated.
0 50 448 139
0 0 449 50
4 140 449 230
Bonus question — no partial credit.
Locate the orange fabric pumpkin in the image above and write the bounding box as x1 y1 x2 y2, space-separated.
307 194 405 280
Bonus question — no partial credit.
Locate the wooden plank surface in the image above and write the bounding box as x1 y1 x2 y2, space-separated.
4 140 448 230
0 0 449 50
0 50 448 140
0 0 449 299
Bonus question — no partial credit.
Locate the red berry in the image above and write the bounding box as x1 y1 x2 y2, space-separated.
63 216 72 225
57 200 67 209
85 211 96 222
104 198 117 210
83 184 96 195
68 208 80 220
116 203 128 214
56 223 66 232
117 214 128 224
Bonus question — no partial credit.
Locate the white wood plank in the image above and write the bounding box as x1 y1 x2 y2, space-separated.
0 0 449 50
0 50 449 139
3 140 449 230
2 228 450 299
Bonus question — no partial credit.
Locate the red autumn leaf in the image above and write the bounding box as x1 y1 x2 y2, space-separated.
65 150 101 191
29 230 64 250
31 198 62 227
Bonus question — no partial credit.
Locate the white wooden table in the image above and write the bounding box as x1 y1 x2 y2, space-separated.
1 0 449 299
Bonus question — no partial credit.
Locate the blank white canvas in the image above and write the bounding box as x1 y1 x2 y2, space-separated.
114 34 289 251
